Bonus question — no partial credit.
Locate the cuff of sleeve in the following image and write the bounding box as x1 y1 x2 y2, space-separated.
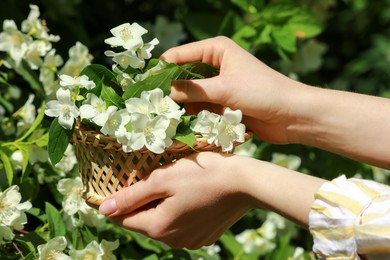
308 175 382 259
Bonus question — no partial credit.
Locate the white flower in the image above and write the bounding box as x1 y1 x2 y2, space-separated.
10 150 23 170
147 88 185 120
14 94 36 129
100 239 119 260
115 70 135 90
213 108 246 152
0 185 32 229
104 49 144 69
125 113 171 154
190 110 219 140
234 139 256 157
0 19 31 66
100 109 130 137
54 144 77 174
69 240 101 260
40 49 63 94
79 208 106 230
203 244 221 256
125 95 153 116
271 153 301 170
45 88 79 129
235 229 275 254
59 42 92 77
21 5 60 42
192 108 245 152
79 94 113 126
24 40 52 70
136 37 159 61
37 236 71 260
29 144 49 164
134 60 166 81
105 22 147 50
0 225 15 244
59 74 95 90
57 177 90 215
290 247 305 260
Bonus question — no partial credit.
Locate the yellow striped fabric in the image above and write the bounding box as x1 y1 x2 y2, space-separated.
308 175 390 260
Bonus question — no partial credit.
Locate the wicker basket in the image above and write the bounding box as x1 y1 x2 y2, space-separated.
71 123 252 207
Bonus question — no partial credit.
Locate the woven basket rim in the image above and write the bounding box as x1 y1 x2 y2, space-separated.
71 121 253 153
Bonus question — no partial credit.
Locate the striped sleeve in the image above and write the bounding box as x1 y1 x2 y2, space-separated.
308 175 390 260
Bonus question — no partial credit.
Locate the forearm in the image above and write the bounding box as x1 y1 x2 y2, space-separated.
288 84 390 169
236 156 326 227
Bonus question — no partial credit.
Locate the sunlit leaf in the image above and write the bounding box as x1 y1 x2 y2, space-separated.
48 118 73 165
45 202 66 238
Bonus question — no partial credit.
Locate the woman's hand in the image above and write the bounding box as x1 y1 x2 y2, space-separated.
163 36 390 168
99 152 254 249
162 36 306 144
99 152 326 249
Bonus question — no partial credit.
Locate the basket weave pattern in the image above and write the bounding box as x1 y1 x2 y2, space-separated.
72 124 250 207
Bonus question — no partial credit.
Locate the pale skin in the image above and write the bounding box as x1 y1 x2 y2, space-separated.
99 36 390 249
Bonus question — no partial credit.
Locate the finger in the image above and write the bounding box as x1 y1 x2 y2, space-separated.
170 77 229 105
99 176 168 217
183 102 224 115
109 205 160 235
161 36 230 67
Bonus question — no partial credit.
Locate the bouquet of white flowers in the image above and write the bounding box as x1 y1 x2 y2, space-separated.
44 22 250 206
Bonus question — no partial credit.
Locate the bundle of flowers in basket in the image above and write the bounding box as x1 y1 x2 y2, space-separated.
45 22 251 207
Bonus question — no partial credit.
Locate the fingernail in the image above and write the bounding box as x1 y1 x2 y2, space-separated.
99 199 117 216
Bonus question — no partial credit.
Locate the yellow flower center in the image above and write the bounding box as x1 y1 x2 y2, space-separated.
158 100 169 114
46 250 62 260
0 200 14 221
143 127 155 145
119 27 132 42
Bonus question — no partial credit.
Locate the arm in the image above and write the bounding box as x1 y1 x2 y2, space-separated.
162 36 390 169
288 85 390 169
99 152 326 249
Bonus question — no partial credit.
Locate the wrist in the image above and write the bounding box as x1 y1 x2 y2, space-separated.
285 84 329 146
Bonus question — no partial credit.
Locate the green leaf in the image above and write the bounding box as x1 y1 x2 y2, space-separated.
15 231 46 254
232 25 258 50
27 207 47 223
230 0 264 13
129 231 165 253
174 132 196 149
48 118 73 165
0 95 14 113
219 231 243 258
177 62 219 80
16 101 46 143
10 59 46 99
101 83 125 108
174 121 196 149
12 143 29 177
272 27 296 53
71 226 98 250
0 148 13 186
122 64 179 99
80 64 117 88
218 10 245 37
34 133 49 147
45 202 66 238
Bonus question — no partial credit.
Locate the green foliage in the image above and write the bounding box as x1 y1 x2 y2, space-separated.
48 118 73 165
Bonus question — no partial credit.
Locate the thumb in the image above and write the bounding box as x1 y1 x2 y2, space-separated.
170 77 227 104
99 176 167 217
